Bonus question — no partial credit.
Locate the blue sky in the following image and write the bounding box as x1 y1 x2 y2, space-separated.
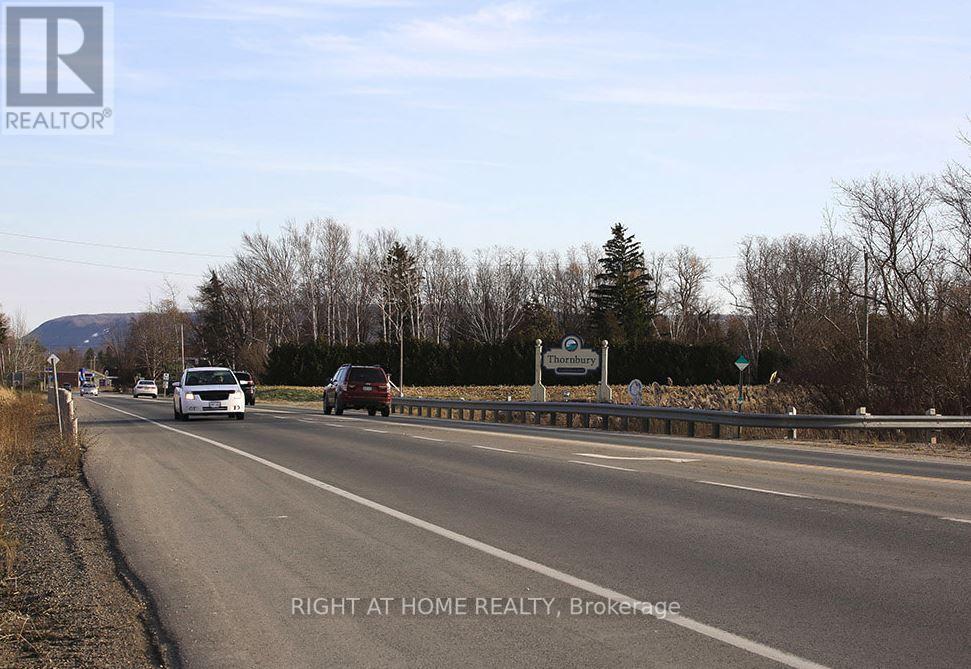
2 0 971 329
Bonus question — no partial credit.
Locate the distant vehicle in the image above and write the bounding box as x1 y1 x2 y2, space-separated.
133 379 158 399
323 365 391 417
174 367 245 421
234 371 256 406
80 383 99 397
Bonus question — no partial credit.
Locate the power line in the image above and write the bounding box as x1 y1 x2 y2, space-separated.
0 248 200 277
0 230 231 258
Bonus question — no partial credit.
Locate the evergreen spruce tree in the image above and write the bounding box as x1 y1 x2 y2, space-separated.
589 223 656 344
195 270 235 366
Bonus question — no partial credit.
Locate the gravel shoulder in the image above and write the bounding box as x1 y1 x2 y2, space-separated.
0 458 167 668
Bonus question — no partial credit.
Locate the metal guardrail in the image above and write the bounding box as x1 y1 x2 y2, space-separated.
390 397 971 438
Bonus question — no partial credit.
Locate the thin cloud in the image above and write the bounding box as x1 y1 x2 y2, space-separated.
571 86 805 112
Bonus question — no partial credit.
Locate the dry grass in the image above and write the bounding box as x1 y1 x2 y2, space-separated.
0 388 78 579
257 383 820 414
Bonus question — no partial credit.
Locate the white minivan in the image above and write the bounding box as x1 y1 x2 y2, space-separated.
173 367 245 421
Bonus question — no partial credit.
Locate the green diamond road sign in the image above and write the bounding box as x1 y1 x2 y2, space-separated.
734 355 750 372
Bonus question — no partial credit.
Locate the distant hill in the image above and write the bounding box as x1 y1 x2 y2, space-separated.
29 313 137 350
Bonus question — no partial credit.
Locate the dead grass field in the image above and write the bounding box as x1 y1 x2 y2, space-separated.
258 383 821 414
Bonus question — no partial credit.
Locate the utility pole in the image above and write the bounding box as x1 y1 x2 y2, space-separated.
398 314 404 397
863 250 870 403
180 323 186 370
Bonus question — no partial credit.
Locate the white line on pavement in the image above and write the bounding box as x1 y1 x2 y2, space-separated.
696 481 808 499
941 517 971 524
411 435 444 442
470 444 518 453
272 416 289 420
87 399 826 669
575 453 700 463
362 428 389 434
568 460 637 473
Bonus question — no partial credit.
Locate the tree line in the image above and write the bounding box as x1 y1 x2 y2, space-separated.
8 136 971 415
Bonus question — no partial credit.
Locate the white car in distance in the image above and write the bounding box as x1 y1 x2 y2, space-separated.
173 367 245 421
80 383 99 397
132 379 158 398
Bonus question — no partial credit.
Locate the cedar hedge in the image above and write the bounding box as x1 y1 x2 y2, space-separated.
265 340 783 387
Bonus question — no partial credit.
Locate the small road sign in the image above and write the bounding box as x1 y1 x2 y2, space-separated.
734 355 750 372
47 353 60 366
627 378 643 406
163 373 170 381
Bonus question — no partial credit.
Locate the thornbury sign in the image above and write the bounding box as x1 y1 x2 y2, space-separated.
542 336 600 376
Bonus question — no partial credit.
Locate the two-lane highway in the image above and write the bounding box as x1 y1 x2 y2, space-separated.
80 394 971 668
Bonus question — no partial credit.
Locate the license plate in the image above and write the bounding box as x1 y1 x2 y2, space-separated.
209 401 221 408
363 385 372 391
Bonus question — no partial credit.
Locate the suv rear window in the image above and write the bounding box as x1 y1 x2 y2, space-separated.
235 372 251 382
348 367 387 383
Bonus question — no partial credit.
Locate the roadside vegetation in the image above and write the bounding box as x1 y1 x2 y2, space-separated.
0 388 58 577
258 383 820 414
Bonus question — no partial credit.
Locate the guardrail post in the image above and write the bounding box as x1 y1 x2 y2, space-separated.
712 423 721 439
621 416 629 431
926 408 938 444
601 414 610 430
686 421 695 438
581 413 590 429
663 419 672 435
787 407 797 440
534 411 542 425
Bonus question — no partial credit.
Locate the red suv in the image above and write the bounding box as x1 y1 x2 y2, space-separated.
323 365 392 416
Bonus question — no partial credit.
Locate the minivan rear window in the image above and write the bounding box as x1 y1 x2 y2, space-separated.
348 367 386 383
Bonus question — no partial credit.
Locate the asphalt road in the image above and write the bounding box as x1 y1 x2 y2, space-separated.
80 394 971 668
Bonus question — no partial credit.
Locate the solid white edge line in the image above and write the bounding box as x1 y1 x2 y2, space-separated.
569 460 637 473
696 481 807 499
411 435 444 442
362 428 390 434
575 453 700 463
88 399 827 669
941 517 971 524
470 444 518 453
